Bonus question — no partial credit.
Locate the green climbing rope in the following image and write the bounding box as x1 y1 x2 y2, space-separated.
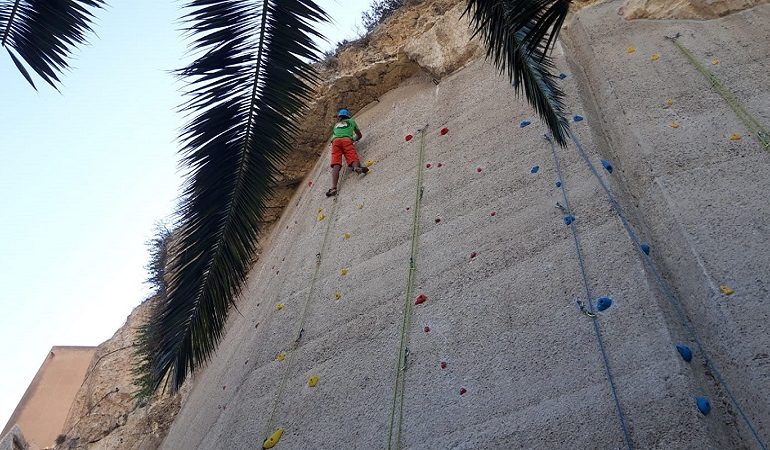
386 126 428 450
261 159 347 444
667 35 770 150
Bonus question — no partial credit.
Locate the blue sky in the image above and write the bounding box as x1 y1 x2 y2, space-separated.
0 0 368 430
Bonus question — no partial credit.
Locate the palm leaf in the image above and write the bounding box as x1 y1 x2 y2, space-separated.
465 0 571 145
0 0 105 89
139 0 328 391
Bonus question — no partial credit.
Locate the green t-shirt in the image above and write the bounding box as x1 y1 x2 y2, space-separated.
332 118 359 140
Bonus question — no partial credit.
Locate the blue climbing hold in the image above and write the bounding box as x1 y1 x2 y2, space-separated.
676 344 693 362
555 181 562 188
520 120 531 128
640 243 651 255
696 397 711 415
559 73 567 80
573 115 584 122
563 215 575 226
601 159 613 173
596 296 613 312
531 165 540 174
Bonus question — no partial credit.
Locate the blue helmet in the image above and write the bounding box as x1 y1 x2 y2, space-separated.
338 108 350 118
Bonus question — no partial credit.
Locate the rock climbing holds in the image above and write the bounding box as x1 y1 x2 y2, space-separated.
531 165 540 174
317 211 326 221
670 121 679 129
711 58 719 65
663 99 674 109
601 159 613 173
275 303 285 311
440 361 447 369
434 217 442 224
263 428 284 449
334 292 341 301
555 181 562 188
423 326 431 333
437 162 443 168
729 133 741 141
640 243 651 255
573 115 584 123
676 344 692 362
415 294 427 305
476 167 483 173
719 285 734 296
490 211 497 216
308 375 319 387
405 134 413 142
696 397 711 415
308 181 313 187
626 47 636 54
365 159 374 167
340 268 348 276
559 73 567 79
357 203 364 209
520 120 531 128
596 296 613 312
277 352 286 362
459 387 467 395
440 127 449 135
563 215 575 226
651 53 660 61
342 233 351 240
470 251 477 259
426 163 432 169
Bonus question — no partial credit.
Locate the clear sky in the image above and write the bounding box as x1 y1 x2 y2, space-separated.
0 0 368 430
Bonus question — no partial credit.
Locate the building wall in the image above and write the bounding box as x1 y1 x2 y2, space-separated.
2 347 96 449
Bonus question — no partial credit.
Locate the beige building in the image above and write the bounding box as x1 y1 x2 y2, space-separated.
2 347 96 449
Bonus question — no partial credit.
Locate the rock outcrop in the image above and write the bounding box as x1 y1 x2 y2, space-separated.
55 300 187 450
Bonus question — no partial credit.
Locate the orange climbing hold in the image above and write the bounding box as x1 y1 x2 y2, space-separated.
669 121 679 129
729 133 742 141
415 294 427 305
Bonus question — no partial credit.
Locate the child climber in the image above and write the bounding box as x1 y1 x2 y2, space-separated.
326 108 368 197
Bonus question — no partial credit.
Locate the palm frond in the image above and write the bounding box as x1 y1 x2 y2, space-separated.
0 0 105 89
140 0 328 391
465 0 571 145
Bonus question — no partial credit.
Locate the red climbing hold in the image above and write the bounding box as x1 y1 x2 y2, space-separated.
470 251 477 259
405 134 413 142
437 162 443 168
490 211 497 216
459 387 467 395
415 294 427 305
424 326 431 333
476 167 483 173
440 127 449 135
434 217 441 224
440 361 447 369
426 163 432 168
308 181 312 187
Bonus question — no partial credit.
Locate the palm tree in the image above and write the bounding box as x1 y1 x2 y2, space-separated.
3 0 571 392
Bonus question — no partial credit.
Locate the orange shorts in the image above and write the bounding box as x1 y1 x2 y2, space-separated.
330 138 360 167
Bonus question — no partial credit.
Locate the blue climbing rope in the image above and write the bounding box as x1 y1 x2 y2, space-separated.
568 131 768 450
546 134 634 450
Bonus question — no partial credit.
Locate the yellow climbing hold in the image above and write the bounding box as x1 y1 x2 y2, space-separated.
664 99 674 108
357 203 364 209
317 211 326 222
729 133 742 141
340 268 348 276
334 291 342 301
308 375 319 387
275 303 284 311
626 47 635 54
719 285 735 296
651 53 660 61
342 233 351 240
669 121 679 129
365 160 374 167
262 428 284 449
276 352 286 362
711 58 719 65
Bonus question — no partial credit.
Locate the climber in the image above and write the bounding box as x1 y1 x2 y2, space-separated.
326 108 368 197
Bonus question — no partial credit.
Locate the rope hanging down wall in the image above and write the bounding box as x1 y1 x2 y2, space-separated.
386 126 428 450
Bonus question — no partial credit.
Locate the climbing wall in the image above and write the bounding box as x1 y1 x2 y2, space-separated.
161 4 770 449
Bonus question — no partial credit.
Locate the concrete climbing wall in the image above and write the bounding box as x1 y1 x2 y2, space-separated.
161 5 769 448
